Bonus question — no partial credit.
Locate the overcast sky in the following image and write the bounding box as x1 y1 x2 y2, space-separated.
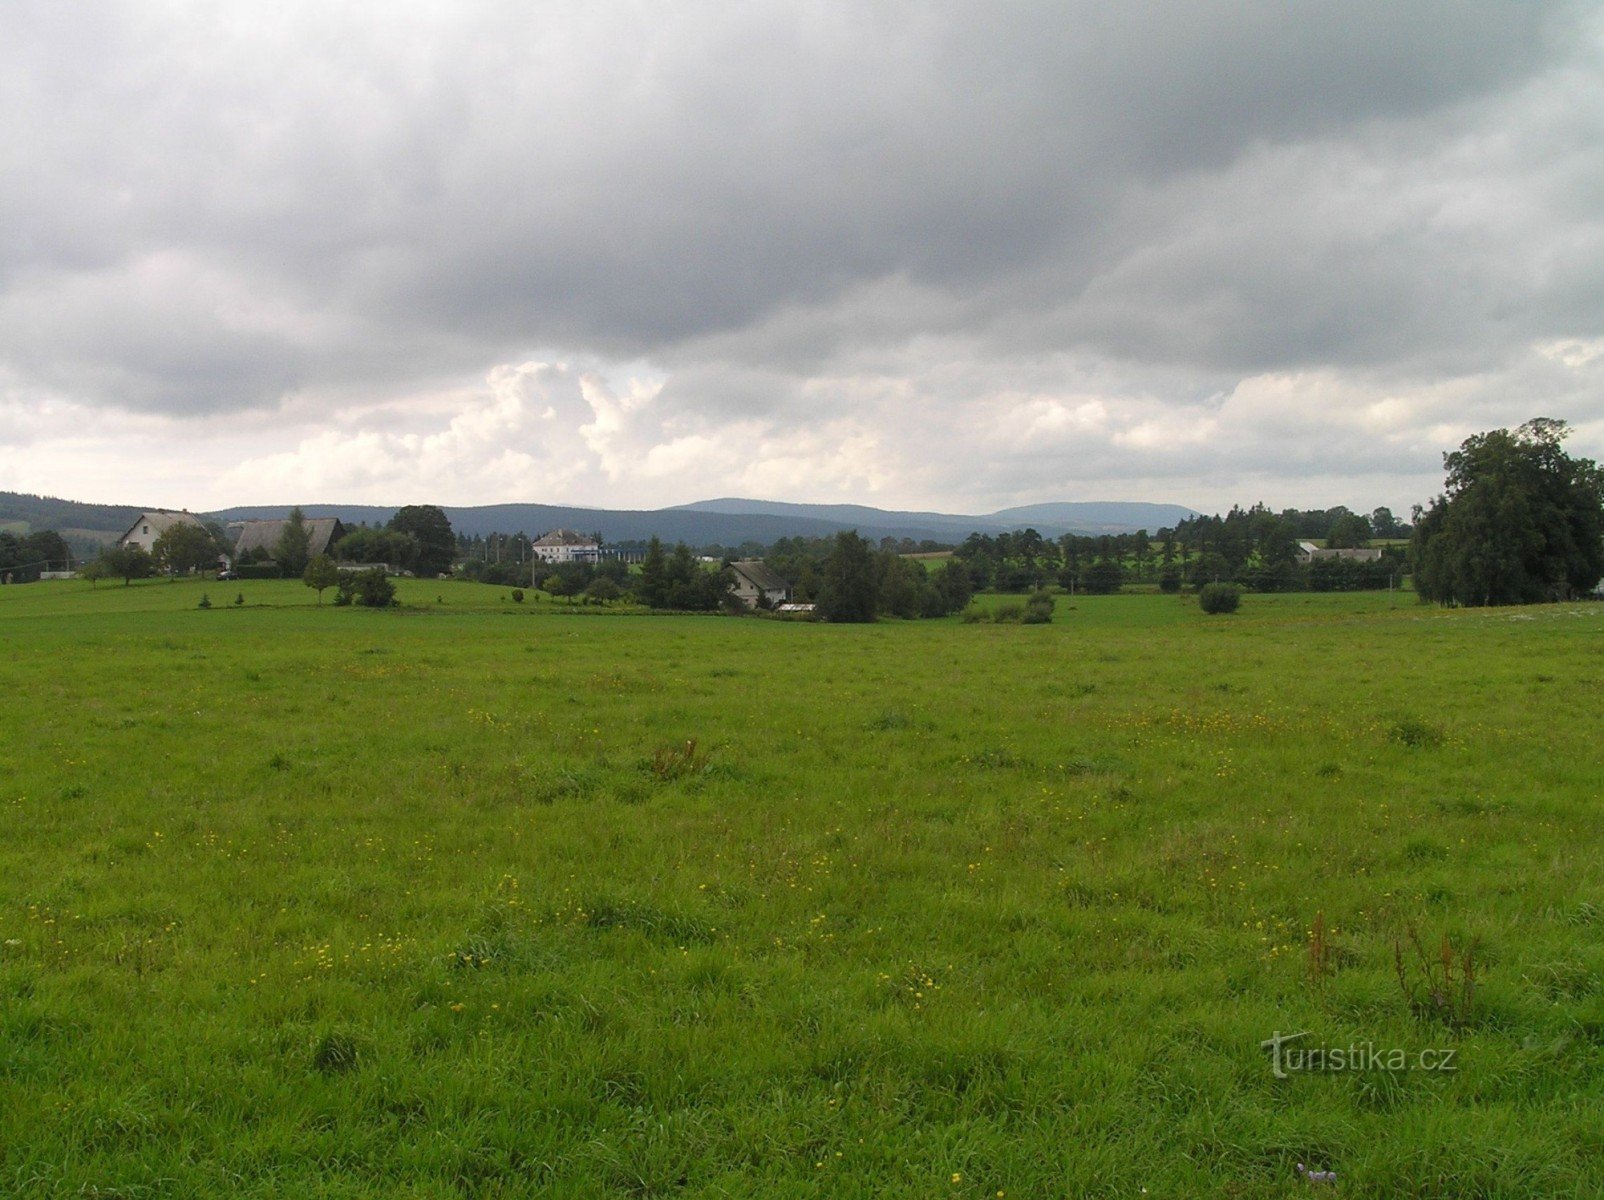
4 1 1602 517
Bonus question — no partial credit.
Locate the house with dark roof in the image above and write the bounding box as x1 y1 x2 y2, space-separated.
729 560 791 609
116 511 206 553
232 517 347 561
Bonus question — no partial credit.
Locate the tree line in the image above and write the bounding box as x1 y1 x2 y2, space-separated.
948 511 1410 596
759 532 972 620
0 529 73 583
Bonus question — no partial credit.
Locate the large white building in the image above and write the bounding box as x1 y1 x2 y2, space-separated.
531 529 601 564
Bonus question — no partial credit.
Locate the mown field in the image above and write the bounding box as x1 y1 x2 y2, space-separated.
2 578 1601 1197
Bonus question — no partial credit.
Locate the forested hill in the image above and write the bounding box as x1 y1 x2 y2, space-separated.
0 491 143 542
2 489 1200 551
211 498 1199 544
208 503 961 547
670 499 1199 538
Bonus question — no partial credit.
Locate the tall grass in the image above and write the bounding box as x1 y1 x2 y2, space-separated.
1 579 1601 1195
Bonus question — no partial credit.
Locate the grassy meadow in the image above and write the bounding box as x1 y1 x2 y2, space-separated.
2 577 1602 1197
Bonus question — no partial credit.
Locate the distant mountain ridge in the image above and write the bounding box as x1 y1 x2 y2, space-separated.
670 498 1199 538
0 490 1199 551
213 497 1199 543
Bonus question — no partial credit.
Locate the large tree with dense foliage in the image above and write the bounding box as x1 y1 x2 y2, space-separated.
388 505 455 576
816 531 878 622
99 544 154 586
335 527 419 570
153 522 222 575
1324 511 1372 549
1412 418 1604 606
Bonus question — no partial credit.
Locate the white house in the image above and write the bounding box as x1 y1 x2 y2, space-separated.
729 560 792 609
532 529 601 564
116 511 206 553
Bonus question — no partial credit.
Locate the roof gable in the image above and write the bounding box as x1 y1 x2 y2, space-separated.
118 510 204 541
233 517 346 558
731 560 790 592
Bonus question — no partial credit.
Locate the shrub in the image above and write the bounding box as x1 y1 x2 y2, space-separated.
1158 569 1182 594
647 739 710 782
960 607 987 624
197 593 212 609
1198 582 1242 614
234 593 245 606
867 709 912 731
1389 718 1444 749
338 567 397 608
992 602 1024 624
1022 589 1056 624
510 589 525 603
1081 559 1124 594
235 562 282 580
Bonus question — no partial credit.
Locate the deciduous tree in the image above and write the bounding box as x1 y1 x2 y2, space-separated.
388 505 455 576
1412 418 1604 606
153 523 220 575
335 527 417 570
303 554 341 604
100 544 154 586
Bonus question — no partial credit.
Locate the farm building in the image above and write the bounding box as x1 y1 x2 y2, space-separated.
1295 541 1382 565
532 529 601 564
116 510 206 553
232 517 347 560
730 560 792 609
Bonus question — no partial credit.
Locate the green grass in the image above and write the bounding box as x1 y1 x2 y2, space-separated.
0 575 626 619
2 580 1602 1197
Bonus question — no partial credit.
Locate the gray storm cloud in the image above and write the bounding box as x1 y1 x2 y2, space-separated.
2 1 1601 510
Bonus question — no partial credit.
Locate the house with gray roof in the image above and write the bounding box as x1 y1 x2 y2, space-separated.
729 560 792 609
232 517 347 561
